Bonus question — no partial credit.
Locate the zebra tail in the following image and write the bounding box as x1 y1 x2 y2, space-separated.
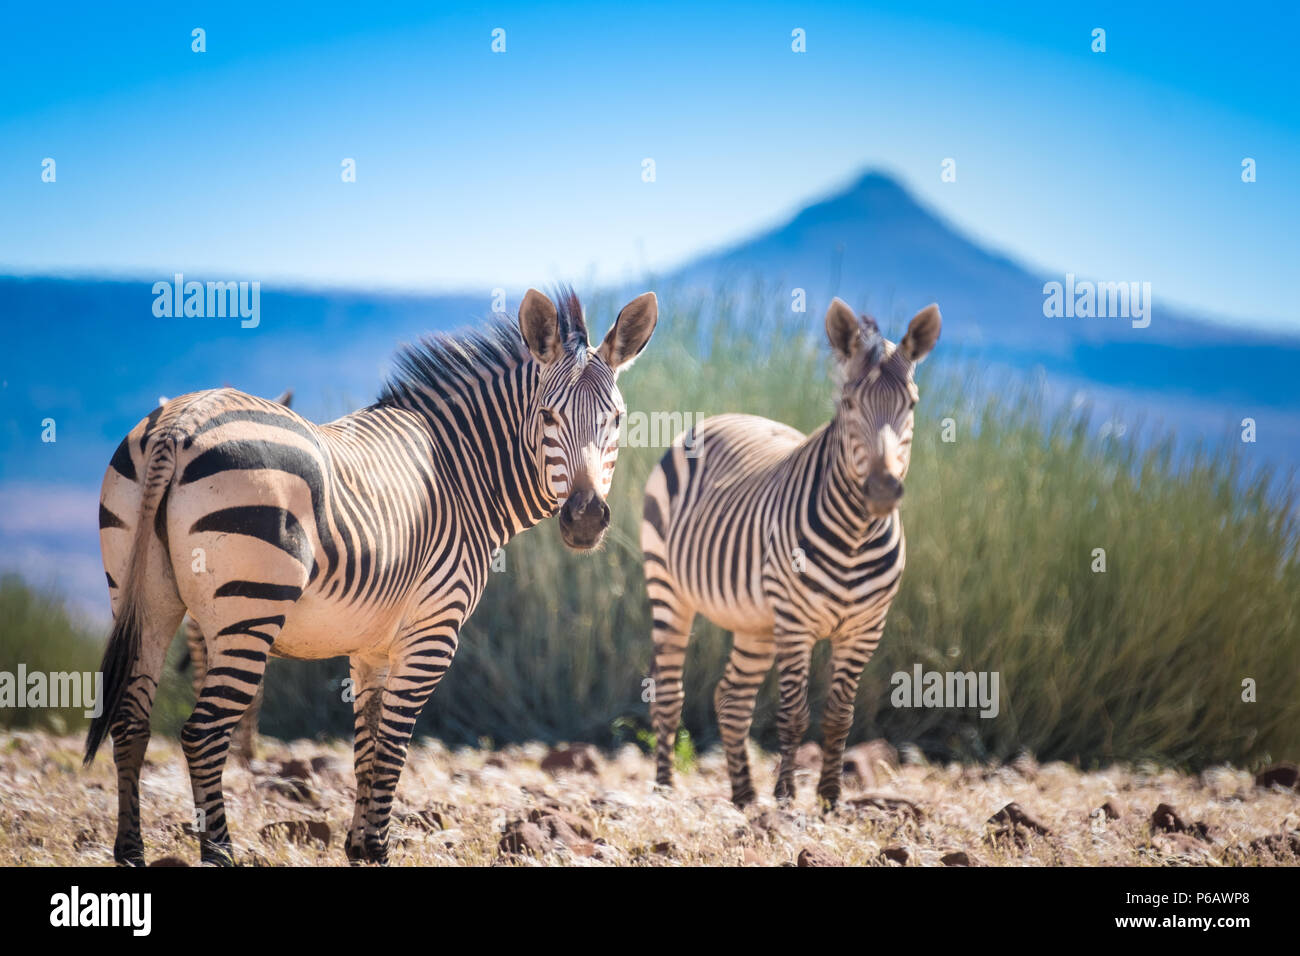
84 433 179 766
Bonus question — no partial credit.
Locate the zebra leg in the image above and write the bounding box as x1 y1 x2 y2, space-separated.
357 628 459 864
714 631 775 807
181 619 282 866
649 598 695 789
346 655 388 863
772 635 815 805
817 633 878 808
110 608 185 866
185 614 259 765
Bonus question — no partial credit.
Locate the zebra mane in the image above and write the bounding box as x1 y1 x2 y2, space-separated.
379 288 591 406
379 318 531 406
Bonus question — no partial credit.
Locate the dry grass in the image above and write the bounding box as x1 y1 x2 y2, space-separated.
2 730 1297 867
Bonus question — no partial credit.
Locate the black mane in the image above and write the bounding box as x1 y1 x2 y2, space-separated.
379 287 586 406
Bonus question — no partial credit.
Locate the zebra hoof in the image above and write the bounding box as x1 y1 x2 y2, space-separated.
113 835 146 866
817 791 841 813
345 837 388 865
200 843 236 867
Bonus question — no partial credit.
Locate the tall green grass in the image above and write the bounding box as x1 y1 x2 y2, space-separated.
259 284 1300 768
5 286 1297 768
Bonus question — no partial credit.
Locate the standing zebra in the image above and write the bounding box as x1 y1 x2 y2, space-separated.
642 298 940 808
88 287 657 865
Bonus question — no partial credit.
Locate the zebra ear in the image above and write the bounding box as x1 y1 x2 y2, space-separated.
273 389 294 408
598 292 658 373
825 298 861 363
899 304 941 363
519 289 562 365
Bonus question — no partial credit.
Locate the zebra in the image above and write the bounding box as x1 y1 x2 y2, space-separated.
87 287 658 865
642 297 940 808
174 388 293 765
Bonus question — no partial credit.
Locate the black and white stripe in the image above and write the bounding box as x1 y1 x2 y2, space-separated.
642 298 940 807
88 287 656 865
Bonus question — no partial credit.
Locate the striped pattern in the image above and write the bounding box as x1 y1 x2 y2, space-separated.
175 389 291 764
88 287 656 865
642 299 940 807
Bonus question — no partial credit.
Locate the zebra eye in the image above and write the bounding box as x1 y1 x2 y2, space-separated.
540 408 558 427
611 412 623 430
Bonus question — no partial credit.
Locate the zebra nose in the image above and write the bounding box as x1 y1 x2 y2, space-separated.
866 473 903 504
561 489 609 528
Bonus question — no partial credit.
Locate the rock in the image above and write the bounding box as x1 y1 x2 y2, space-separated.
794 742 823 772
880 845 909 864
498 820 548 856
149 856 189 867
259 820 331 847
848 794 923 820
569 841 608 860
1247 831 1300 858
1100 799 1126 820
1255 763 1300 790
1150 802 1186 832
400 810 445 832
741 848 763 866
309 755 339 775
651 840 676 856
797 846 844 867
1150 803 1212 840
842 740 899 787
263 777 319 804
540 744 600 776
278 758 313 781
940 851 971 866
988 802 1050 836
528 813 584 846
527 808 594 840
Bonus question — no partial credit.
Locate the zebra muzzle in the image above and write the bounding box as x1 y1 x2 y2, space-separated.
864 473 903 515
558 487 611 548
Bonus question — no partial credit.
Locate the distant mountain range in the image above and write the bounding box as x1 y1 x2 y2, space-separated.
2 170 1296 618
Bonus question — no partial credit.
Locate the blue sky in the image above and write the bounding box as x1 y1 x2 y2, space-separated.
1 1 1296 330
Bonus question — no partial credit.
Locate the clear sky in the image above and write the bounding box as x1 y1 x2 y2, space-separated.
1 1 1296 330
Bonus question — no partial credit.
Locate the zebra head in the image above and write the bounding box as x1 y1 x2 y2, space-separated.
825 298 941 518
518 287 658 550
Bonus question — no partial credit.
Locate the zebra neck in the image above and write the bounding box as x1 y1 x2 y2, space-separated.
811 416 885 548
398 369 557 553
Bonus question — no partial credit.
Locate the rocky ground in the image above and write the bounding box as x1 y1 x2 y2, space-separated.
1 731 1297 866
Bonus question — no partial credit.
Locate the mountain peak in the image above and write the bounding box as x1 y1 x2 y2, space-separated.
791 169 927 228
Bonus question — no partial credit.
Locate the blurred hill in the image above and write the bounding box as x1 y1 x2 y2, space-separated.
1 170 1297 624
